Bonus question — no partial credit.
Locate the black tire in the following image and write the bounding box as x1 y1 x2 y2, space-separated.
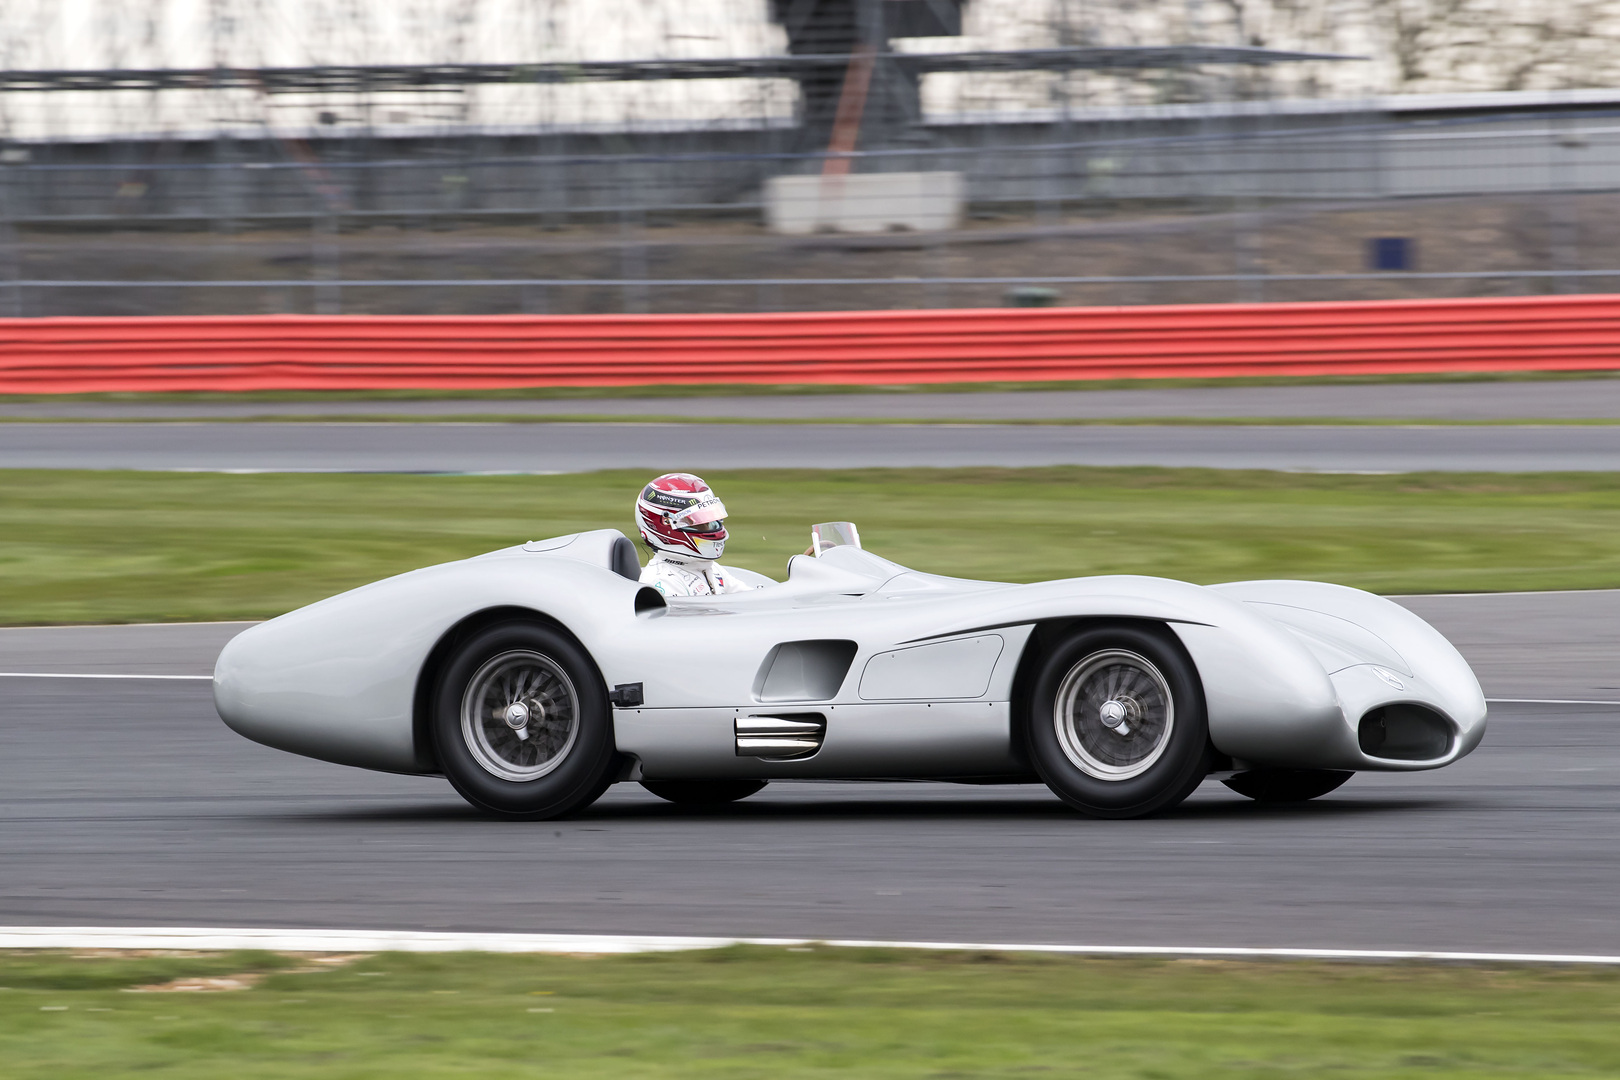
1223 769 1353 803
640 779 768 806
431 621 619 820
1026 623 1213 819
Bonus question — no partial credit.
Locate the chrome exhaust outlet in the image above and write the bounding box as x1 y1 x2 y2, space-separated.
736 714 825 760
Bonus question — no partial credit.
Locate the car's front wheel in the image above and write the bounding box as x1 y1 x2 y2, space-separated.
1026 624 1212 819
431 621 618 819
1223 769 1352 803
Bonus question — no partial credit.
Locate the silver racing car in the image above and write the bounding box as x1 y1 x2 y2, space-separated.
213 524 1486 819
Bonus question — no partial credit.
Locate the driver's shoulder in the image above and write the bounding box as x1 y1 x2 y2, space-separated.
639 558 694 593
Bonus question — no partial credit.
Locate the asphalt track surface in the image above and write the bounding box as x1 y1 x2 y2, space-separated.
6 420 1620 472
8 378 1620 420
1 590 1618 952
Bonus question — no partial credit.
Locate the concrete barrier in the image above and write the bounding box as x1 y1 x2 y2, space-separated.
765 171 964 234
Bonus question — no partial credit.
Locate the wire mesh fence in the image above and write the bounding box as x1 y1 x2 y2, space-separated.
5 98 1620 317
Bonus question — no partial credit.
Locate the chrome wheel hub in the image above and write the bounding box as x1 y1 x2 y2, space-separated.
460 650 579 782
503 701 533 733
1098 698 1132 733
1052 649 1174 781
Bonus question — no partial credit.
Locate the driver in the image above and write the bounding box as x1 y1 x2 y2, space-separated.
635 472 762 597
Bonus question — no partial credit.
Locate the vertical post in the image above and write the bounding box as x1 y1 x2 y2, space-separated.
1550 104 1581 295
1226 67 1264 303
1243 74 1268 303
0 7 20 318
619 166 648 315
816 44 875 242
314 209 341 315
821 45 876 180
209 0 234 237
0 146 21 317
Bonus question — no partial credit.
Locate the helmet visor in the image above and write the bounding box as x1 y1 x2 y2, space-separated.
672 498 727 530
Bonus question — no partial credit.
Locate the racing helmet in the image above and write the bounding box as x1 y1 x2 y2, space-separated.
635 472 729 560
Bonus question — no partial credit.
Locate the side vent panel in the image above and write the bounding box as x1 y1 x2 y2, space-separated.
736 714 826 759
753 640 858 702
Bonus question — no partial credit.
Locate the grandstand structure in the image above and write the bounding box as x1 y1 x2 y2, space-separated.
0 0 1345 223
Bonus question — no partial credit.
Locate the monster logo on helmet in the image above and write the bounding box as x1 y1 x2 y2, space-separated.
635 473 729 560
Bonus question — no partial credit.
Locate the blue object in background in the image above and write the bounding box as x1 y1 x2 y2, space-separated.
1369 237 1414 271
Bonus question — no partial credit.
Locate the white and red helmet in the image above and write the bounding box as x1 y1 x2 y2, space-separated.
635 473 729 560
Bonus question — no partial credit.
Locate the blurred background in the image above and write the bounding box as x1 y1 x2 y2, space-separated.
4 0 1620 317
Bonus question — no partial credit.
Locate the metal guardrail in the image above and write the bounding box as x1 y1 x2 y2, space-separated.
0 47 1351 94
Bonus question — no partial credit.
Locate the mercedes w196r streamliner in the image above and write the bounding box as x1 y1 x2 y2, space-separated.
213 525 1486 819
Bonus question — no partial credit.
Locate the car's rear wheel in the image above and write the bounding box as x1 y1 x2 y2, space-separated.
640 779 768 806
431 622 618 820
1026 624 1212 819
1223 769 1352 803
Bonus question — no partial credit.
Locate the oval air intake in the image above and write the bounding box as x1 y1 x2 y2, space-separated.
1359 704 1453 762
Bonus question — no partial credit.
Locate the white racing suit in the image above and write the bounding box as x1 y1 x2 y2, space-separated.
640 551 761 597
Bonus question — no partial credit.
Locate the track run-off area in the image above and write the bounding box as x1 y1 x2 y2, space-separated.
5 379 1620 474
0 590 1617 956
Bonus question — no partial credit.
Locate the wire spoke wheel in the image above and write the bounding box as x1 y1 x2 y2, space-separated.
1028 626 1210 818
1052 648 1175 782
433 622 617 820
460 649 580 782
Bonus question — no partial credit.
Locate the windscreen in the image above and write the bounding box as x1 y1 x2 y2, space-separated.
810 521 862 556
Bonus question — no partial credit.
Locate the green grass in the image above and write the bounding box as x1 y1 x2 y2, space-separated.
4 947 1620 1078
7 466 1620 625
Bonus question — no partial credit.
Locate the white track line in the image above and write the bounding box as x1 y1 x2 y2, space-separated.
0 672 211 680
2 927 1619 965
